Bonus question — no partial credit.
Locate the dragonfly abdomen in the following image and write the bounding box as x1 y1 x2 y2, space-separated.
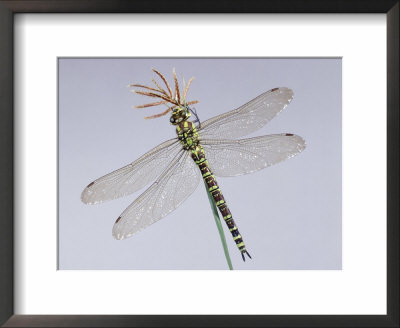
191 145 251 261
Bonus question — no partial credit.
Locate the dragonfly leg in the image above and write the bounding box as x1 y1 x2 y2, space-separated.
189 106 201 128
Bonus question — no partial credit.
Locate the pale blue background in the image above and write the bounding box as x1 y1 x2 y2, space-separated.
58 58 342 270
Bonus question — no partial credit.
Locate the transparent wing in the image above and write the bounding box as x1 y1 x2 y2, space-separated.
112 151 201 240
81 138 181 204
198 87 293 140
201 134 306 177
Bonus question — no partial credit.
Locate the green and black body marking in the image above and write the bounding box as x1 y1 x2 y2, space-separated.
173 106 251 261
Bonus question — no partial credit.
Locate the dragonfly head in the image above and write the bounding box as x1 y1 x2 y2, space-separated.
169 105 191 125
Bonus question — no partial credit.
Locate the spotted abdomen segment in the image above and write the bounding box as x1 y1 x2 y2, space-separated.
191 146 251 261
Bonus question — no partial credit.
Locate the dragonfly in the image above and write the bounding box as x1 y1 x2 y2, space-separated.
81 68 306 261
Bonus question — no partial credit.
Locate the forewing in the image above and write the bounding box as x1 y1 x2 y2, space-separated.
81 138 181 204
112 151 201 240
198 88 293 139
202 134 305 177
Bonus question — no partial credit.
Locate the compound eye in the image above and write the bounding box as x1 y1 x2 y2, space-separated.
170 117 175 123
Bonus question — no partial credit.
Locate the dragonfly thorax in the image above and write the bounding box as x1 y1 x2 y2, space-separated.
170 106 191 125
176 121 199 151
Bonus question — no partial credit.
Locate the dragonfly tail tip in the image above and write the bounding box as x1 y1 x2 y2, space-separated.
241 250 252 261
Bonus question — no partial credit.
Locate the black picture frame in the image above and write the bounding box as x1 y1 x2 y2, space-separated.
0 1 398 327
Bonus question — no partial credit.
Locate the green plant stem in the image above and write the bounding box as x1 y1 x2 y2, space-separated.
203 180 233 270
